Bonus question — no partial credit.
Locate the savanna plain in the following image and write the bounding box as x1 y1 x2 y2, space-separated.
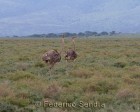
0 35 140 112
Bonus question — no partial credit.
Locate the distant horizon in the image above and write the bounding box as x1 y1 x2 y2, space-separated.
1 30 139 37
0 0 140 36
1 31 140 38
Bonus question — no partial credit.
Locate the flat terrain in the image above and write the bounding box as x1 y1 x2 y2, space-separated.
0 36 140 112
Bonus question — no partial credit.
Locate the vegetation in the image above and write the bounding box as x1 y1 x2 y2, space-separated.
0 35 140 112
18 31 119 38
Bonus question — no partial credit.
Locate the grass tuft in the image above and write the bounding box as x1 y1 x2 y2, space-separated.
9 71 35 81
70 68 93 78
116 89 135 100
113 62 127 68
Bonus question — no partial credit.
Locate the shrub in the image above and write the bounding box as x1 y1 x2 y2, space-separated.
0 102 16 112
114 62 127 68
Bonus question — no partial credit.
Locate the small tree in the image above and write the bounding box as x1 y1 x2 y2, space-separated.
110 31 116 35
78 32 85 37
100 31 108 36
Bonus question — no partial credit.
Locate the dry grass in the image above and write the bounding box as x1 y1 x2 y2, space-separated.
0 81 15 98
116 89 136 100
0 36 140 112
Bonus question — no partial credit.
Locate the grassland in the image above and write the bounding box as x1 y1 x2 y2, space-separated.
0 36 140 112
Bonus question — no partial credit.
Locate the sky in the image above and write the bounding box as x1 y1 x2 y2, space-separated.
0 0 140 36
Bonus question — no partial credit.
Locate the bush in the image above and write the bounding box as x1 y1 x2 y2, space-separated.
0 102 16 112
114 62 126 68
